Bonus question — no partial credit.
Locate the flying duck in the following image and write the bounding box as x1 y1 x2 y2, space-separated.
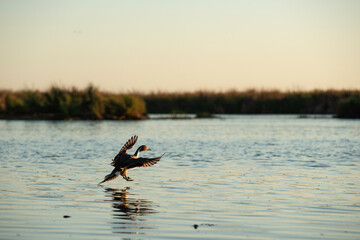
99 135 164 184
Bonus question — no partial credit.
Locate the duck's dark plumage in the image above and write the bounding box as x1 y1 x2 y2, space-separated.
121 154 164 169
111 135 138 167
99 135 164 185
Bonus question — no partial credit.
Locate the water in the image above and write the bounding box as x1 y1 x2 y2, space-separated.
0 115 359 239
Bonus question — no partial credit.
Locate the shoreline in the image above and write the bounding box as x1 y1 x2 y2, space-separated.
1 87 359 119
0 113 351 121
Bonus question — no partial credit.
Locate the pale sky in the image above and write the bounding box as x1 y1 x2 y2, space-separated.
1 0 359 92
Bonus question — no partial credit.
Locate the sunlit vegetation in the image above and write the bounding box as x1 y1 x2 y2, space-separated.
0 87 359 119
0 85 147 120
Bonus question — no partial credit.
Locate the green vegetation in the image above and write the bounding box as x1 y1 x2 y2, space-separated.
142 89 360 118
336 96 360 118
0 85 147 120
0 87 359 119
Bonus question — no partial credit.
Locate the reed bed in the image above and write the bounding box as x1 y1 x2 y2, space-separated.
142 89 360 118
0 87 359 119
0 85 146 120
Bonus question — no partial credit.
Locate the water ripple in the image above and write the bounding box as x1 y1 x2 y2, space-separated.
0 118 359 239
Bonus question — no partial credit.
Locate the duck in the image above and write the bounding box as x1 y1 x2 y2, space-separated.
99 135 164 185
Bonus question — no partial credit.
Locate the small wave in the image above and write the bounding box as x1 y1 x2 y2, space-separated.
307 163 331 168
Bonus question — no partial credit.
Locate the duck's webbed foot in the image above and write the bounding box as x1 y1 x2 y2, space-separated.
125 176 134 181
122 175 134 181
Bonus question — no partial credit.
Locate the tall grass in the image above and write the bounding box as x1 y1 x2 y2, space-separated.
0 87 359 119
0 85 147 120
142 89 360 118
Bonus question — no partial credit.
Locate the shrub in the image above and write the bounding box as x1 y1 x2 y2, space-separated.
0 86 147 120
337 96 360 118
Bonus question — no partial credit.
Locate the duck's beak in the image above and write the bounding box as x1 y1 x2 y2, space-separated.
147 148 152 151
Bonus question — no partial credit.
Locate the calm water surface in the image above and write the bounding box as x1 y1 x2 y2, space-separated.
0 116 359 239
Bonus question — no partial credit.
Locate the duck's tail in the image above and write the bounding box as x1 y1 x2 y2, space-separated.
98 172 118 185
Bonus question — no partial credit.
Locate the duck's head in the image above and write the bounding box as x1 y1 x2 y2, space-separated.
138 145 151 152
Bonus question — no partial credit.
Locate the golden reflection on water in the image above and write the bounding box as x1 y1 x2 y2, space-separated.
104 187 157 235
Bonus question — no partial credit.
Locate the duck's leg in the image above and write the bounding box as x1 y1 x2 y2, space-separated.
120 168 134 181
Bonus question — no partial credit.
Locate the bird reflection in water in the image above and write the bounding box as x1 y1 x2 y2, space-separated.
104 187 157 235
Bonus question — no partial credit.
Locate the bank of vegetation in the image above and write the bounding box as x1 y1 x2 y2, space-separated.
142 89 360 119
0 85 146 120
0 86 359 119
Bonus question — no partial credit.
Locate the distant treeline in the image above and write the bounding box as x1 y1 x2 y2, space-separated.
0 87 359 119
142 89 360 118
0 85 146 120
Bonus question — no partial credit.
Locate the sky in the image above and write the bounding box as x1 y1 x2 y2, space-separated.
0 0 359 93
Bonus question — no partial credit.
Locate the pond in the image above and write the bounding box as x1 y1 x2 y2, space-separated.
0 115 359 239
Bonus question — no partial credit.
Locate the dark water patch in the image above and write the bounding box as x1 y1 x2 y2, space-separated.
307 163 331 168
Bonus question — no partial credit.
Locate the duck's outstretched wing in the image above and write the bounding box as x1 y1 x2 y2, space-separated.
111 135 138 166
119 135 138 153
127 153 165 169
